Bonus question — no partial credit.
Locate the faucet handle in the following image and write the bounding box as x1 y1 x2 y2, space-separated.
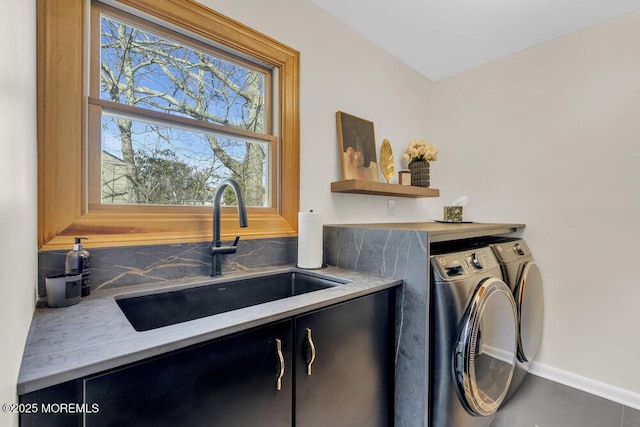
209 237 240 257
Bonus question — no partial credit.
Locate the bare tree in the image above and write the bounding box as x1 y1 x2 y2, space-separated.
99 15 267 206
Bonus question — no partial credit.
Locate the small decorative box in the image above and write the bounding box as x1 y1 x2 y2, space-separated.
398 170 411 186
443 206 463 222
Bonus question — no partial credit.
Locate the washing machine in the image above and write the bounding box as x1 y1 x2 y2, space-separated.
429 246 519 427
488 238 543 402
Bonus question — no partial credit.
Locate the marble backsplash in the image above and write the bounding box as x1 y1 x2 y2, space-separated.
38 237 297 297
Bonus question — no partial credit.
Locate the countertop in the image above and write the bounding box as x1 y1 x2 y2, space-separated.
326 221 525 242
18 265 401 395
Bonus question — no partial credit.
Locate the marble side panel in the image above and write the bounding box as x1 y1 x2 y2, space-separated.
38 238 297 297
324 226 429 427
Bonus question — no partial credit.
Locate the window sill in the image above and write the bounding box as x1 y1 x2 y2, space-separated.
40 211 297 250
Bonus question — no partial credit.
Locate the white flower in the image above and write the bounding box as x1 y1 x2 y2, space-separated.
403 140 438 162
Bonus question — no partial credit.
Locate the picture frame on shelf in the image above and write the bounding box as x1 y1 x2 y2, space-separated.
336 111 378 181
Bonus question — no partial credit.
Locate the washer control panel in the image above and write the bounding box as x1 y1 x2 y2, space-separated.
490 239 531 263
431 247 499 281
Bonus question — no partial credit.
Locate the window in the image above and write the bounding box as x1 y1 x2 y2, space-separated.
38 0 299 249
92 6 274 208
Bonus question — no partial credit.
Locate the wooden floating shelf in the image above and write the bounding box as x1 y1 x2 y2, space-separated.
331 179 440 198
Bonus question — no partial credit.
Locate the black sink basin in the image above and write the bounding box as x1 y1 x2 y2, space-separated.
116 271 344 331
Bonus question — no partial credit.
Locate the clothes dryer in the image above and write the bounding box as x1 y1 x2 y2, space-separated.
430 246 518 427
489 238 543 402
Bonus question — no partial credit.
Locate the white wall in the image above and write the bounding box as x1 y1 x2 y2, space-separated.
433 11 640 398
207 0 440 223
0 1 38 426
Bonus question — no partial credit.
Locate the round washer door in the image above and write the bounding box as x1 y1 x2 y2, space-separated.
516 262 543 362
453 277 518 416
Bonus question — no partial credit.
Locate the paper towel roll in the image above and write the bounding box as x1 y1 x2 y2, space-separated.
297 211 323 269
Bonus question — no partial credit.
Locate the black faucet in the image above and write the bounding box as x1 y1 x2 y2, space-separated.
209 178 248 276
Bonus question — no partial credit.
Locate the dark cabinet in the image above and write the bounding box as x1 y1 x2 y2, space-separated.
20 290 394 427
295 290 393 427
19 380 79 427
84 320 292 427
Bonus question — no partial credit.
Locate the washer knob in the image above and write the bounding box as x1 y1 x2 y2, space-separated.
470 253 484 269
514 243 525 256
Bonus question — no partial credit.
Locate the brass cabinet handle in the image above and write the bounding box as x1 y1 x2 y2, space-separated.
276 338 285 391
306 328 316 376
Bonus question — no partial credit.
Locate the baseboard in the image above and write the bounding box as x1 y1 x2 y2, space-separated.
530 362 640 410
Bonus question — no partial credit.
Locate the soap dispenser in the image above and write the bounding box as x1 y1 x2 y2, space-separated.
65 237 91 296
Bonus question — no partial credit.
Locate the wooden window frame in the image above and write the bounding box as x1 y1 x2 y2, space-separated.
38 0 300 250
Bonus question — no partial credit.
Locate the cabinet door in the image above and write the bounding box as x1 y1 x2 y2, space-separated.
20 380 80 427
84 320 292 427
295 290 394 427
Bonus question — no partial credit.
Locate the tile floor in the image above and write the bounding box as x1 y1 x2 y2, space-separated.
489 375 640 427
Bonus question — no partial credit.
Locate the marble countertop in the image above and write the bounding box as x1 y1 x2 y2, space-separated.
18 265 401 395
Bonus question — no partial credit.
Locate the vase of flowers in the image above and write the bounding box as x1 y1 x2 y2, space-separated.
403 140 438 187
